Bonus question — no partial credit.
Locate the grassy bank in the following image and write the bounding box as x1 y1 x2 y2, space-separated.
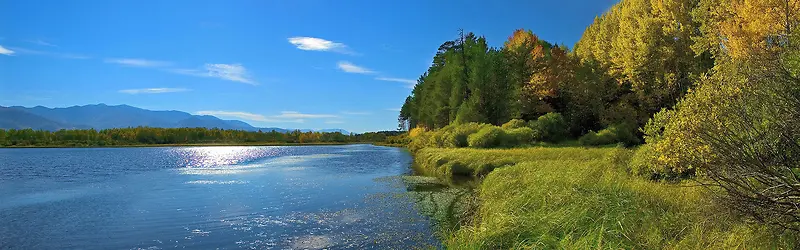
413 146 797 249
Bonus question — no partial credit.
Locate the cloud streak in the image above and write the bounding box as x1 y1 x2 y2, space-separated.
4 47 88 59
27 39 56 47
275 111 338 119
170 64 257 85
341 111 371 115
288 37 352 54
0 45 13 55
195 110 339 123
196 111 283 122
204 63 256 84
106 58 171 67
337 61 374 74
7 44 258 85
375 77 416 88
118 88 190 94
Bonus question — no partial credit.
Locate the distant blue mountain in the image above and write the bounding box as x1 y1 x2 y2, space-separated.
0 104 346 133
14 104 193 129
0 107 85 131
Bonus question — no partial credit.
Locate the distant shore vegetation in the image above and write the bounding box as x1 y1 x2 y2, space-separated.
0 127 402 147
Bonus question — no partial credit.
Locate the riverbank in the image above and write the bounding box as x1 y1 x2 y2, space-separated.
412 146 797 249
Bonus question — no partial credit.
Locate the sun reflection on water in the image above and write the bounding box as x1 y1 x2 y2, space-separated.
172 146 282 169
171 146 348 175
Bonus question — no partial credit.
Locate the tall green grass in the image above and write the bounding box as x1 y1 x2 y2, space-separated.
415 147 797 249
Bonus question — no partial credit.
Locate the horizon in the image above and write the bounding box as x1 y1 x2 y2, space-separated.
0 0 617 133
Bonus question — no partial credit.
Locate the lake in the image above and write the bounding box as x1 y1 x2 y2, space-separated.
0 145 443 249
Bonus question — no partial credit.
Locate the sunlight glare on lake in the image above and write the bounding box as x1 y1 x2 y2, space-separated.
173 146 282 168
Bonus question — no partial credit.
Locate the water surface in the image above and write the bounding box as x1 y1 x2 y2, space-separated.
0 145 440 249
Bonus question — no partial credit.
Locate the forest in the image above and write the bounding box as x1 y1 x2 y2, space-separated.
0 127 399 147
399 0 800 248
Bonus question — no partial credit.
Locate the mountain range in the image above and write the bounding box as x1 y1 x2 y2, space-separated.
0 104 349 134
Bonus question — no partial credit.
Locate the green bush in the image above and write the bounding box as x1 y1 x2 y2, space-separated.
530 112 568 142
504 127 535 146
385 134 411 145
429 127 450 148
627 144 687 180
578 130 613 146
501 119 527 129
407 132 430 152
612 123 640 146
443 123 490 148
578 123 640 146
468 126 506 148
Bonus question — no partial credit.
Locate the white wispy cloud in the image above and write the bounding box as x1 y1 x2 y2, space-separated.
167 68 206 77
168 64 257 84
275 111 338 119
375 77 416 85
288 37 351 53
341 111 371 115
106 58 171 67
197 111 269 121
204 63 256 84
195 110 337 123
386 108 401 112
196 110 304 123
325 120 345 124
8 47 90 59
27 39 56 47
0 45 14 55
118 88 190 94
337 61 374 74
375 77 417 88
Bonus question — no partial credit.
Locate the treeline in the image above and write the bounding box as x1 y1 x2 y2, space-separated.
0 127 399 147
401 0 800 232
399 0 718 137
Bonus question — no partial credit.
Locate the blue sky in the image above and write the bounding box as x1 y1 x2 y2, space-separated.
0 0 617 132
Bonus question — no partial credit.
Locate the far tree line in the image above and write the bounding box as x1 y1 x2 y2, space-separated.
0 127 402 147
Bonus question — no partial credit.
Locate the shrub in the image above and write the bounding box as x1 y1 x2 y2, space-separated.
385 134 411 145
430 125 454 148
504 127 535 146
468 126 506 148
530 112 568 142
578 130 612 146
611 123 640 146
578 123 640 146
408 127 427 138
646 57 800 230
628 144 660 179
501 119 527 129
408 132 431 152
443 123 490 148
